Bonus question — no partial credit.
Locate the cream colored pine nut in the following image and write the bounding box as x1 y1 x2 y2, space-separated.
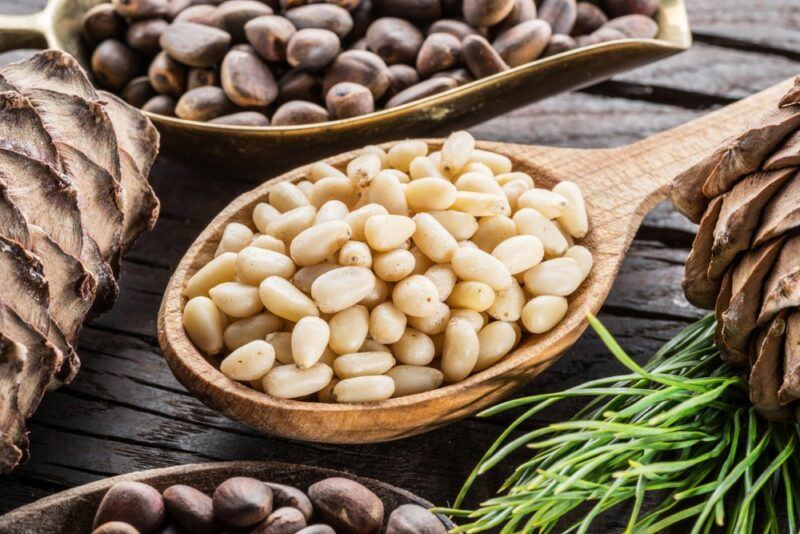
472 215 517 252
185 252 237 298
428 150 441 163
224 313 284 351
291 316 331 368
333 351 396 379
382 168 410 183
250 234 287 254
333 375 395 402
488 279 526 322
236 246 296 285
564 245 594 281
292 262 338 294
451 191 510 217
297 180 314 198
364 171 409 215
521 295 569 334
310 176 358 208
362 145 389 168
407 301 450 335
253 203 281 233
266 331 293 364
392 274 441 318
387 365 443 397
266 205 316 244
338 241 373 268
447 281 495 312
469 149 512 174
290 220 351 266
269 182 310 212
408 247 434 275
368 301 407 344
220 340 276 381
442 318 479 382
455 172 507 199
452 246 513 291
328 305 369 354
495 172 534 187
428 210 478 241
364 214 416 251
518 188 568 218
459 240 478 249
345 203 389 241
441 131 475 175
359 277 391 310
183 296 225 355
260 276 319 321
311 266 377 313
215 223 254 256
391 328 435 365
314 200 350 224
373 249 415 282
411 213 458 263
502 180 530 212
408 156 445 180
388 140 428 172
263 363 333 399
450 308 485 332
475 321 517 372
553 181 589 238
424 264 457 301
347 153 382 187
523 257 583 297
458 161 493 177
309 161 347 183
405 177 457 211
513 208 569 257
492 235 545 274
209 282 263 318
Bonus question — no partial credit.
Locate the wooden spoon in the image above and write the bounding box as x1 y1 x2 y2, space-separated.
158 78 795 444
0 461 452 533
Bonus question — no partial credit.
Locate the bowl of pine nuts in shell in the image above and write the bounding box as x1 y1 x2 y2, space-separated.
159 131 596 443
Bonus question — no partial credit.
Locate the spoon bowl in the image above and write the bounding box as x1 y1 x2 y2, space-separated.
158 79 794 443
0 0 690 172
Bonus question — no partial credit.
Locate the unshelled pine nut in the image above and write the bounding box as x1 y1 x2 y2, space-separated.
292 316 331 368
523 257 583 296
565 245 594 280
388 140 428 172
518 188 568 218
209 282 263 317
311 266 377 313
266 205 316 243
315 200 350 224
391 328 435 365
309 176 358 207
451 246 513 291
364 214 416 251
553 181 589 238
373 249 415 282
345 203 388 241
290 220 351 266
333 351 396 379
469 149 512 174
216 223 253 256
442 318 479 382
328 305 369 354
260 275 319 321
220 340 276 381
386 365 443 397
369 301 407 344
185 252 237 298
263 363 333 399
475 321 517 372
266 331 293 364
429 210 478 241
412 213 458 263
347 153 382 187
237 246 296 285
363 172 409 215
488 279 526 322
441 131 475 175
424 264 457 301
392 274 441 318
183 296 225 355
405 177 457 211
224 313 283 351
333 375 395 402
338 240 372 267
513 207 569 257
309 161 347 183
451 191 510 217
409 156 445 180
471 215 517 252
250 235 287 254
253 203 281 233
492 235 544 274
521 295 569 334
292 262 337 293
447 281 495 312
450 308 485 332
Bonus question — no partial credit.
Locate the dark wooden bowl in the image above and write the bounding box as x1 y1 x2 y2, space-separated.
0 461 454 533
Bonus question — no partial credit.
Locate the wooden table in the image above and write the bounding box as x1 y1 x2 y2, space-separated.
2 0 800 529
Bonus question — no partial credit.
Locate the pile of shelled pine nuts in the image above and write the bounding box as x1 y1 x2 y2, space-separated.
182 131 592 402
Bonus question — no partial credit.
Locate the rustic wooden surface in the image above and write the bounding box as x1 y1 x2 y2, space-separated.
1 0 800 530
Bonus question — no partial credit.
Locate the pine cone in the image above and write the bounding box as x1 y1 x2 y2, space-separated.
671 77 800 421
0 50 160 472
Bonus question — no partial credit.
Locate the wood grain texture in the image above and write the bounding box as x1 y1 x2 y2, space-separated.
1 0 800 530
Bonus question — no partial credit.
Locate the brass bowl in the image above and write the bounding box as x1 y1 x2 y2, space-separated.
0 0 690 172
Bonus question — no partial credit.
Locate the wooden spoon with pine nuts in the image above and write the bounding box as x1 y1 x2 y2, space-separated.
159 79 795 444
